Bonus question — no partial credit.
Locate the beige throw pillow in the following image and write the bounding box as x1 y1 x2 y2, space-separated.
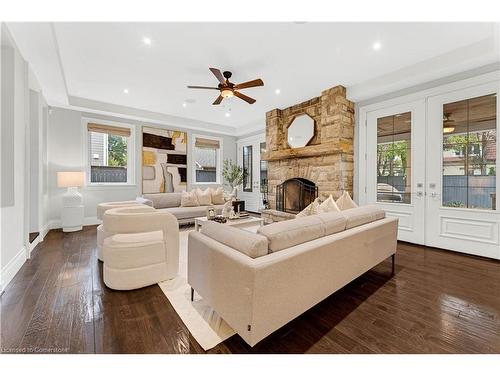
195 188 212 206
318 195 341 213
336 191 358 211
180 190 199 207
211 187 225 205
295 198 321 218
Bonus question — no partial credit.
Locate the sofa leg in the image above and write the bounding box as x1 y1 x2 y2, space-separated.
391 254 395 276
191 287 194 302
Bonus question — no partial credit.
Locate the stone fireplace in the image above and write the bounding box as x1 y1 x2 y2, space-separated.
276 178 318 213
262 85 354 214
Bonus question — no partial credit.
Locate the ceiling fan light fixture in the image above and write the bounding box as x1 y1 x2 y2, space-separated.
221 89 234 98
443 113 455 133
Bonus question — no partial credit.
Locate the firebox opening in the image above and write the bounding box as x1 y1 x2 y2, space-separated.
276 178 318 214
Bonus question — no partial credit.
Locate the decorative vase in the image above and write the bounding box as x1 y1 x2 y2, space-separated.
230 186 238 200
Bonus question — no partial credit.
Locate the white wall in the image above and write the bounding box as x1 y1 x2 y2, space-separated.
47 108 238 226
0 24 50 292
1 25 29 291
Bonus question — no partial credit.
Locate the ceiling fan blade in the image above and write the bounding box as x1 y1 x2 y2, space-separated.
234 91 256 104
212 95 224 105
234 78 264 90
209 68 226 85
187 85 219 90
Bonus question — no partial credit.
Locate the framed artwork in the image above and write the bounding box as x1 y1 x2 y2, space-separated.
142 126 188 194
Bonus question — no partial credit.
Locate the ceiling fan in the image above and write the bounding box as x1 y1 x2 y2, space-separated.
443 113 455 134
187 68 264 105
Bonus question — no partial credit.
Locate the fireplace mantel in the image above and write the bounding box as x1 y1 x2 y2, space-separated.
262 141 350 161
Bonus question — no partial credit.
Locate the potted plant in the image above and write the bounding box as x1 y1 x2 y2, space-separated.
222 159 244 200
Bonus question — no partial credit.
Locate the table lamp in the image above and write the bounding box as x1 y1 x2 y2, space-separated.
57 171 85 232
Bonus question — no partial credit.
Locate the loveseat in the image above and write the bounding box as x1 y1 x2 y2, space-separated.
187 205 398 347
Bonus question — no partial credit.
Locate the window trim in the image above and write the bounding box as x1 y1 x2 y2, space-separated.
242 144 253 192
82 117 136 187
191 133 223 185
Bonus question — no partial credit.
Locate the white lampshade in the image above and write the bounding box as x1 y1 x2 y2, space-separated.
57 171 84 188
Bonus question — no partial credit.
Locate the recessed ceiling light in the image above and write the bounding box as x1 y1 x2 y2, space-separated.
275 88 281 95
182 102 187 108
123 88 129 94
225 112 231 118
143 37 152 45
372 41 382 51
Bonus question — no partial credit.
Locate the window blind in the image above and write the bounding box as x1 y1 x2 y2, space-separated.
87 123 131 137
195 137 220 149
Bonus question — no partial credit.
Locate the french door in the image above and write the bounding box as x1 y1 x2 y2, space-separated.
237 134 267 212
426 82 499 259
366 100 426 244
365 82 499 259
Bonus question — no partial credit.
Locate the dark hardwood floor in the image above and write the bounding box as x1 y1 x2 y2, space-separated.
1 225 500 354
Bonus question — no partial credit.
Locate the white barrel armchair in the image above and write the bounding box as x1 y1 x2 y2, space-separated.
96 200 151 261
102 205 179 290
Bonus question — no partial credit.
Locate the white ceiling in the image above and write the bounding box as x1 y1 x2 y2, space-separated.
7 22 500 135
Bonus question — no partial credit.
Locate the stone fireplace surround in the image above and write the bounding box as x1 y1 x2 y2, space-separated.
261 85 355 216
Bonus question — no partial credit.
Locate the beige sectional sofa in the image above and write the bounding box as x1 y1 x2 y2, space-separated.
188 205 398 347
143 192 225 225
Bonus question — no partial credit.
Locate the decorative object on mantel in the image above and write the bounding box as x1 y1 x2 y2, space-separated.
222 159 244 200
57 171 85 232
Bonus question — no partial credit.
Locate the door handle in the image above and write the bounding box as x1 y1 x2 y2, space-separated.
416 191 424 197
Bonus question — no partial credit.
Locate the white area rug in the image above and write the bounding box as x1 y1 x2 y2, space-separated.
158 227 257 350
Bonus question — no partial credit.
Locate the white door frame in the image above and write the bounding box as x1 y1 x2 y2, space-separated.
365 99 426 244
237 133 266 212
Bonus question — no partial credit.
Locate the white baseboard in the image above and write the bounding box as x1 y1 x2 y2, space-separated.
28 236 41 255
48 216 100 230
40 221 51 241
0 247 27 293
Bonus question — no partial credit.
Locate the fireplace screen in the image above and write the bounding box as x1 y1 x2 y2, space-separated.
276 178 318 213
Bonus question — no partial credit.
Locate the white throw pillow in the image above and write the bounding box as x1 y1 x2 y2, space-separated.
195 188 212 206
318 195 341 213
180 190 199 207
211 187 225 205
296 198 321 218
336 191 358 211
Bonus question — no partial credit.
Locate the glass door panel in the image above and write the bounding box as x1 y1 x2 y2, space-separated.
441 94 497 210
376 112 412 204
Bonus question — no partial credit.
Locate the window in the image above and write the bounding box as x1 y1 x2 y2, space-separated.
86 121 134 184
243 145 253 192
193 135 222 184
376 112 412 204
442 94 496 210
260 142 268 193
